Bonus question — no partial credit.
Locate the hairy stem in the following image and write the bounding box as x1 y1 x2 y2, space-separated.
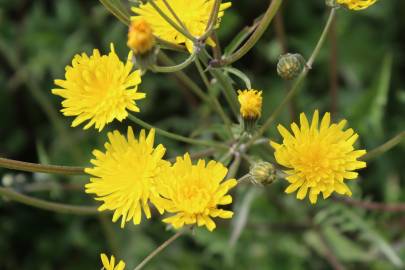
0 157 85 175
0 187 99 215
362 131 405 161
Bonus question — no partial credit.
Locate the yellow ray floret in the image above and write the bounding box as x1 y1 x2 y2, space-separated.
131 0 231 52
270 110 367 204
85 127 169 228
337 0 377 10
52 44 145 131
100 253 125 270
237 89 263 119
158 153 237 231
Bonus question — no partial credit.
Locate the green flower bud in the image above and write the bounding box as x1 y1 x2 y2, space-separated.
277 53 305 80
249 161 276 185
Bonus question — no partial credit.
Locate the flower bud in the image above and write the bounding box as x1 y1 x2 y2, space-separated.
237 89 263 133
249 161 276 186
127 19 155 55
277 53 305 80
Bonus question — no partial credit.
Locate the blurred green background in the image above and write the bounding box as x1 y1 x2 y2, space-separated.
1 0 404 269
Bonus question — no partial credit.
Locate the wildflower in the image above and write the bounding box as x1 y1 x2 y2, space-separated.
52 44 145 131
237 90 262 120
270 110 367 204
127 19 155 55
131 0 231 52
158 154 237 231
337 0 377 10
100 253 125 270
249 161 277 186
85 127 169 228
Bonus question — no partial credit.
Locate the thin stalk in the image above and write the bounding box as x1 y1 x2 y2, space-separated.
0 187 99 215
133 230 184 270
213 0 283 67
362 131 405 161
246 8 337 148
194 58 234 138
161 0 189 33
158 52 210 102
226 154 241 179
148 0 196 41
99 0 130 25
0 157 85 175
128 114 228 149
200 0 222 41
151 53 196 73
210 69 240 119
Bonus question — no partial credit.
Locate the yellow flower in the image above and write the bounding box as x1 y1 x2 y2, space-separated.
131 0 231 52
100 253 125 270
237 89 263 120
127 19 155 54
52 44 145 131
158 154 237 231
337 0 377 10
270 110 366 204
85 127 169 228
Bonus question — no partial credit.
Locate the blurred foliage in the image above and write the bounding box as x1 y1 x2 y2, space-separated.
0 0 404 269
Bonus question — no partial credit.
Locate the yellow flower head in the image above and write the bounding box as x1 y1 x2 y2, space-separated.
337 0 377 10
131 0 231 52
85 127 169 228
158 153 237 231
52 44 145 131
100 253 125 270
127 19 155 54
237 89 263 119
270 110 366 204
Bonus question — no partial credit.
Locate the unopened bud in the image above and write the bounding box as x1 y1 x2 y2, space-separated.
277 53 305 80
127 19 155 55
249 161 276 185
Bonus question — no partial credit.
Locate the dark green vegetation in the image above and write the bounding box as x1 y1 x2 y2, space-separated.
0 1 404 269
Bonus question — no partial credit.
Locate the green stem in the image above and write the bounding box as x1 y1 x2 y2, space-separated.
210 69 240 119
227 154 241 179
0 187 99 215
148 0 196 42
133 230 184 270
362 131 405 161
158 52 210 102
0 157 85 175
246 7 337 148
128 114 228 149
99 0 130 25
151 53 196 73
194 58 234 138
213 0 283 67
200 0 222 41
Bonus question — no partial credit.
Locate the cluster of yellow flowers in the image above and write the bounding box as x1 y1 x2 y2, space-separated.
48 0 378 267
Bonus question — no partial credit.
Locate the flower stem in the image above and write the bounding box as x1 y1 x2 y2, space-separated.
246 7 337 148
200 0 222 41
99 0 130 25
151 53 196 73
0 157 85 175
133 230 184 270
362 131 405 161
0 187 99 215
194 58 234 138
148 0 196 42
212 0 283 67
128 114 229 149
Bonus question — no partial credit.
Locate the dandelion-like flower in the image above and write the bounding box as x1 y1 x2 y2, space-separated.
128 19 155 54
337 0 377 10
85 127 169 228
131 0 231 52
237 89 263 120
158 154 237 231
52 44 145 131
100 253 125 270
270 110 367 204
